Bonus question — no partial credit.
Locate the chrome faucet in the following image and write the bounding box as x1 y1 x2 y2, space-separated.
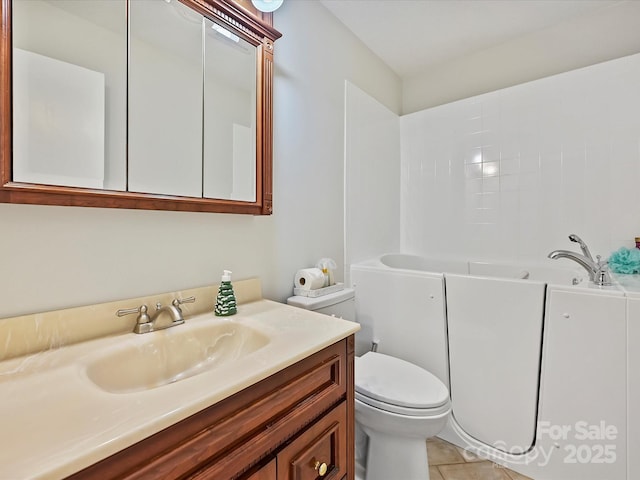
117 296 196 334
548 234 612 286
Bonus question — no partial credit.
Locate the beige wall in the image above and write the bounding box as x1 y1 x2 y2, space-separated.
0 0 401 319
402 1 640 114
269 0 401 301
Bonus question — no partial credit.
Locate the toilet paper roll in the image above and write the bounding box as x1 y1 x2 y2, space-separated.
294 268 326 291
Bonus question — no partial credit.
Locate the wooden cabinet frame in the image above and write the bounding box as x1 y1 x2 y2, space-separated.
0 0 281 215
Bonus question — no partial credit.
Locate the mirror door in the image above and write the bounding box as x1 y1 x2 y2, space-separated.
11 0 127 191
129 0 203 198
203 17 257 202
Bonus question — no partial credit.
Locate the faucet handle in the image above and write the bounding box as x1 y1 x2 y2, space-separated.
116 304 151 324
172 296 196 310
596 255 609 268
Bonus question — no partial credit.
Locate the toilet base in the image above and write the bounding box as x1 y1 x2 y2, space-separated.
362 427 431 480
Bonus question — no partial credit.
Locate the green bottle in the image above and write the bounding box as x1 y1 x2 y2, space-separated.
215 270 237 316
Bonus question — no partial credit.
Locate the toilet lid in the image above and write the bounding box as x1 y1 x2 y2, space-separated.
355 352 449 409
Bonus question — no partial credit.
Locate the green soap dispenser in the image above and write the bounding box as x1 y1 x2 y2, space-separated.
215 270 237 316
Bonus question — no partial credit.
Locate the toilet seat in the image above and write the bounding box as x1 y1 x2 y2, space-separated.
355 352 450 416
356 391 451 417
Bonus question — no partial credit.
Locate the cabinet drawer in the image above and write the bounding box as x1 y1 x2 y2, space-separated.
245 459 277 480
277 402 347 480
196 457 277 480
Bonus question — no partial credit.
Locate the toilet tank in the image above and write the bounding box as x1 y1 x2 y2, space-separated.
286 288 355 321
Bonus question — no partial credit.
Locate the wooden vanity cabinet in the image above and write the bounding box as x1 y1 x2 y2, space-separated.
67 336 355 480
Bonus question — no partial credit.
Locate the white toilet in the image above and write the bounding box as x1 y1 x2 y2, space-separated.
287 288 451 480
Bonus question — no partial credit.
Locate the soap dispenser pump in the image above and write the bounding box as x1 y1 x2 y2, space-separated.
215 270 237 316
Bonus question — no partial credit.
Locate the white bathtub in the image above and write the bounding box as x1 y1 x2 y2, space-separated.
351 253 627 480
376 252 588 285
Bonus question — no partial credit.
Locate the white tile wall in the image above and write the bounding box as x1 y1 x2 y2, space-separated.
400 53 640 262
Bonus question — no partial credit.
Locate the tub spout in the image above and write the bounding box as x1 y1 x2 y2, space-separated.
548 250 596 275
548 250 612 286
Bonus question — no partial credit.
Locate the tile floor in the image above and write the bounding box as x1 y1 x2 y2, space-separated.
427 438 534 480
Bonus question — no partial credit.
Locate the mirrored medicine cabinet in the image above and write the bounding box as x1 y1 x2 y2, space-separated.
0 0 281 214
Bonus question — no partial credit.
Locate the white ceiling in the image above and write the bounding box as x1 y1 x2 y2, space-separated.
320 0 622 78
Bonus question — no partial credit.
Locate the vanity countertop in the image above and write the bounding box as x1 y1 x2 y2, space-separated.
0 299 359 480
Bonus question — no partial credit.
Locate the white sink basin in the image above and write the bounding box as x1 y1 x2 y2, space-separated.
85 320 269 393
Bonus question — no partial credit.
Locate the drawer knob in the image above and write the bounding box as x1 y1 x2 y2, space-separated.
314 460 328 476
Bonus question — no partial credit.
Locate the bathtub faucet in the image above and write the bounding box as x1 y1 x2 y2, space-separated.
547 250 612 286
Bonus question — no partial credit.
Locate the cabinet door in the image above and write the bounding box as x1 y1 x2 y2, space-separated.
277 403 346 480
537 289 626 480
